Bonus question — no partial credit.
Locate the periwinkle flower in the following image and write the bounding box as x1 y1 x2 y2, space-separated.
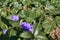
20 22 33 32
11 15 19 21
3 29 7 34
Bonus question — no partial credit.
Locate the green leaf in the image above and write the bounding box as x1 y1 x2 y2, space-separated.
42 17 56 34
36 32 48 40
0 19 8 29
17 38 21 40
24 17 34 23
36 36 48 40
8 20 20 28
18 10 26 18
34 23 42 36
39 13 45 23
20 0 31 5
29 8 41 19
0 31 2 36
1 9 7 17
20 31 32 38
55 16 60 27
9 29 16 36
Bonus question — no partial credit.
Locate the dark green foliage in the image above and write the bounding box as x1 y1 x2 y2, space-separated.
0 0 60 40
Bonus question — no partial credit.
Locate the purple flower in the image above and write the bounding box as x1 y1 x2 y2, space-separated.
20 22 33 32
3 29 7 34
11 15 19 21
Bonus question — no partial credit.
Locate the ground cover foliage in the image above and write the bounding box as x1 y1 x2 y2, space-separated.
0 0 60 40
